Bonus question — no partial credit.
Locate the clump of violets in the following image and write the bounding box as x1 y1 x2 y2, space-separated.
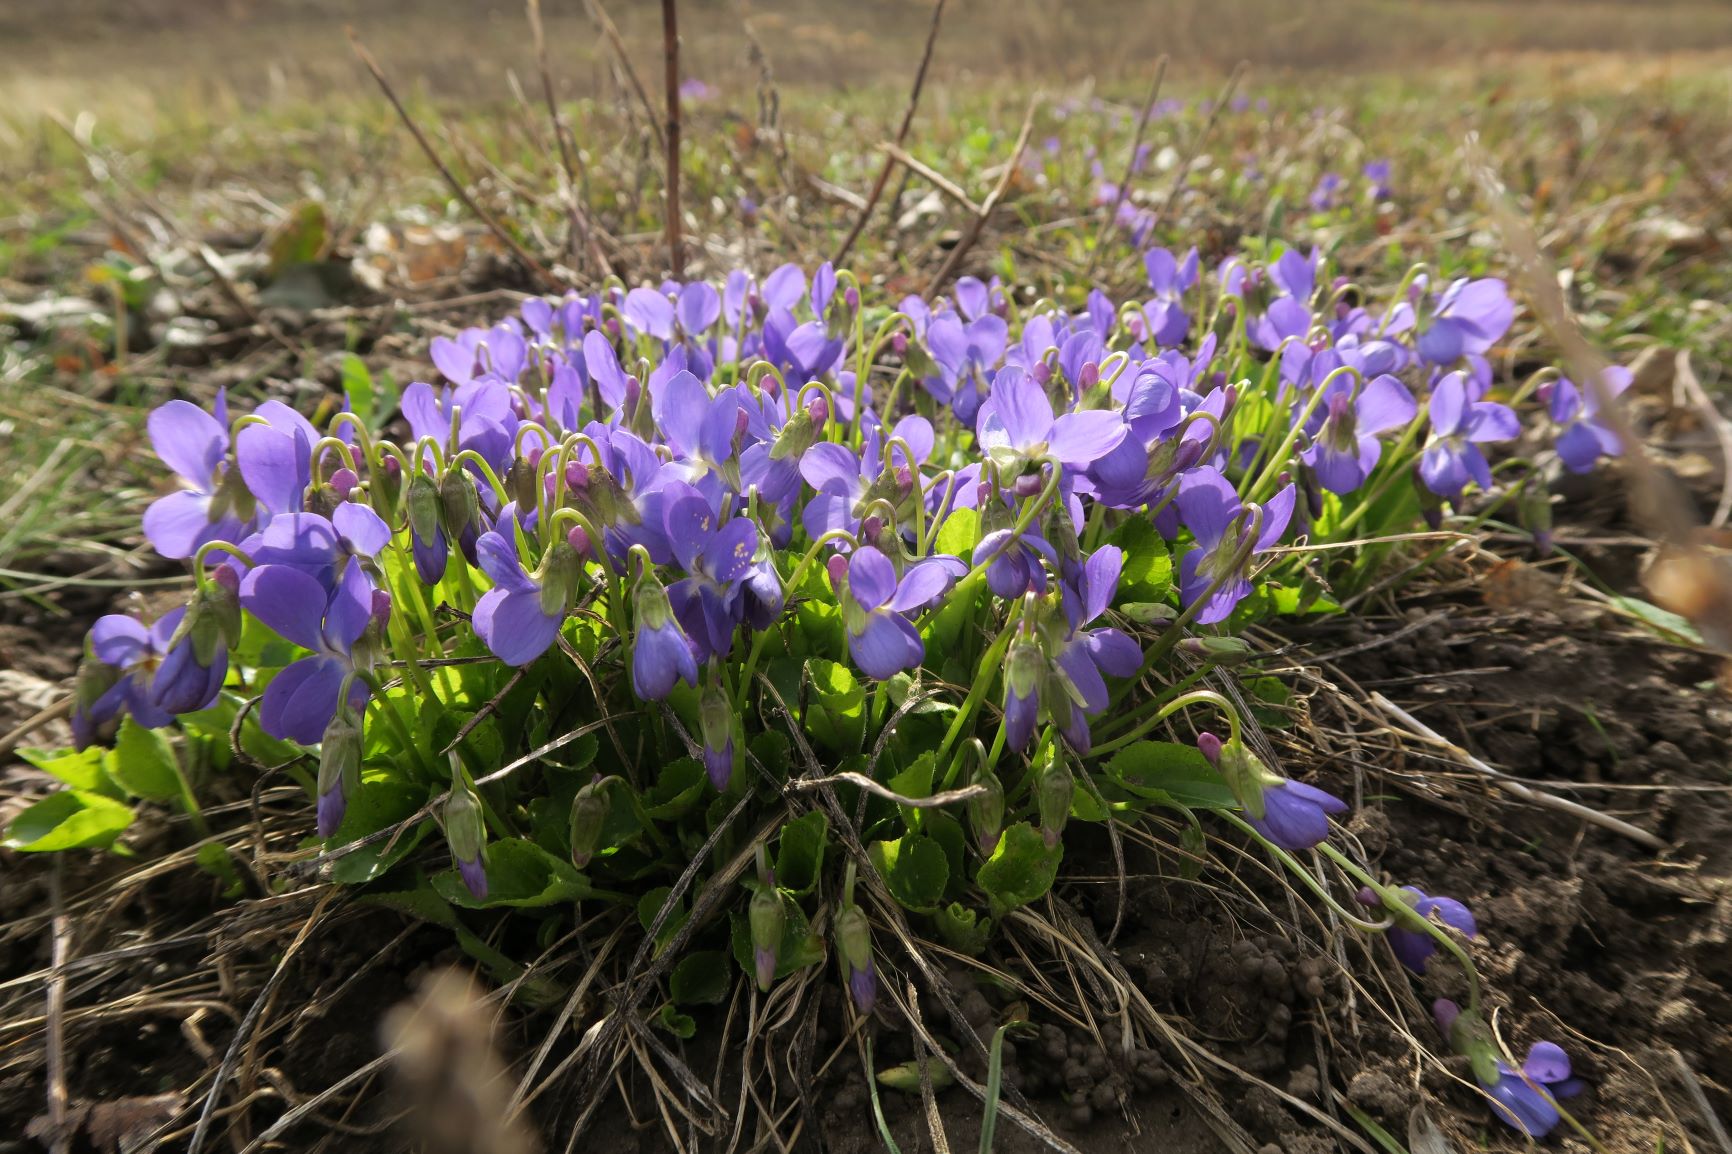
51 248 1626 1030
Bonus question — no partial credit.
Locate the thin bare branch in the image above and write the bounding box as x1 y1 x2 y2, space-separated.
1085 55 1169 277
347 29 558 290
925 95 1041 297
661 0 685 277
832 0 948 263
584 0 665 150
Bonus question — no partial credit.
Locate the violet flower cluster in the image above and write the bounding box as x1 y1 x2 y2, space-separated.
66 246 1624 1031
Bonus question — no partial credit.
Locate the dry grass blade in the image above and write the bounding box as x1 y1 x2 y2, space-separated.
832 0 948 263
876 142 981 215
785 771 986 807
1370 692 1666 850
348 29 558 291
44 859 71 1154
1464 132 1732 650
1671 351 1732 527
583 0 665 149
526 0 611 278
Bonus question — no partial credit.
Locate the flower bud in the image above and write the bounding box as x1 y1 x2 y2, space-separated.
770 405 819 462
438 468 480 538
834 904 876 1013
445 782 488 900
1214 737 1273 821
1177 636 1255 665
1121 601 1177 626
1196 731 1223 766
748 882 785 992
568 775 610 869
406 471 441 543
968 766 1006 856
371 453 402 521
1436 1000 1502 1087
508 454 540 510
699 680 736 791
316 705 363 838
1520 477 1553 556
1036 753 1074 849
535 532 584 618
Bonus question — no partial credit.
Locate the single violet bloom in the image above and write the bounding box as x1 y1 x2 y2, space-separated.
240 560 378 744
141 394 249 560
976 366 1126 474
1417 277 1514 366
832 547 956 680
1175 468 1296 625
1418 372 1519 501
1387 885 1478 974
1544 366 1630 473
1300 373 1417 495
1485 1042 1585 1138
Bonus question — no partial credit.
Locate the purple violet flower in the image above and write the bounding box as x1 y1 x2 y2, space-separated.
142 394 249 560
1387 885 1478 974
239 560 378 744
1418 372 1519 501
73 607 226 748
1544 367 1630 473
662 484 759 661
1484 1041 1585 1138
1299 373 1417 494
631 574 700 701
1175 468 1296 625
1417 277 1514 366
831 547 956 680
1141 247 1200 347
976 366 1126 474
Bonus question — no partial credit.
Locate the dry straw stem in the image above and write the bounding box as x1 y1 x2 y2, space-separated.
583 0 665 150
832 0 948 263
1370 692 1667 851
1464 132 1732 652
347 29 559 291
1084 54 1169 278
526 0 612 278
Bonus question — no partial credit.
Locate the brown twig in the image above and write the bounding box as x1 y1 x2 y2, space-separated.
527 0 612 279
347 29 559 291
832 0 948 264
1671 350 1732 527
661 0 684 278
1084 55 1169 278
876 142 981 214
45 859 70 1154
583 0 665 150
1146 61 1248 241
924 96 1040 298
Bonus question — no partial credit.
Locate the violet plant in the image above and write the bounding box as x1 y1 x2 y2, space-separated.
12 249 1616 1124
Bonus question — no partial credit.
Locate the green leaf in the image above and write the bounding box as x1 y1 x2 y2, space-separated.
775 810 829 896
267 200 328 273
656 1003 697 1039
433 837 592 908
196 841 245 898
976 823 1062 917
669 950 730 1006
641 758 708 821
868 833 949 913
328 779 433 885
1107 517 1174 602
935 901 992 956
4 790 134 851
1103 741 1237 809
340 354 374 432
20 746 112 793
637 886 690 952
1243 675 1293 730
935 507 979 558
804 658 865 753
104 717 182 801
1612 595 1704 644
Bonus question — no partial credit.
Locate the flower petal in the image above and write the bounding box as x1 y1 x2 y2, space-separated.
473 587 563 666
333 502 391 557
1523 1042 1572 1085
847 546 898 612
259 655 348 744
148 400 227 488
240 564 332 653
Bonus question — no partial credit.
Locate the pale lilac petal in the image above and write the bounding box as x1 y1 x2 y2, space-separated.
583 331 629 409
850 612 922 679
430 336 476 385
90 615 151 667
1429 373 1468 437
625 287 676 341
762 264 806 311
240 564 331 653
1464 401 1520 443
321 561 376 651
1176 468 1239 549
473 587 563 666
799 442 864 495
236 425 310 516
678 282 722 334
1056 640 1109 713
1357 374 1417 435
143 490 232 560
148 400 227 487
889 415 934 465
847 546 897 612
1086 628 1142 678
1255 484 1296 550
954 276 989 321
655 370 710 456
888 558 954 612
475 530 536 593
400 381 444 444
1523 1043 1572 1086
1047 410 1127 467
333 502 391 557
1081 546 1123 624
259 655 347 744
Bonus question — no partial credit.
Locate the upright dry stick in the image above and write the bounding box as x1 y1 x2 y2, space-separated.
923 96 1040 298
45 860 69 1154
348 30 559 291
527 0 612 279
832 0 948 264
661 0 684 278
1084 55 1170 278
584 0 665 150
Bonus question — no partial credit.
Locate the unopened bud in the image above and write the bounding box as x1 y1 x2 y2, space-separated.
568 776 610 869
1520 478 1553 556
834 904 876 1012
699 681 735 791
330 467 359 500
407 471 441 542
1121 602 1177 626
438 468 479 537
1177 636 1255 665
1036 754 1074 849
749 882 785 991
1197 732 1223 766
445 782 488 900
968 766 1005 856
316 705 363 838
371 453 402 520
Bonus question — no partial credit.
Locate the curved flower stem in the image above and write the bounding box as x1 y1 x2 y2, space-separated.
1219 812 1394 933
920 460 1063 631
1318 842 1483 1013
452 450 511 508
1376 262 1429 336
1091 664 1209 744
1091 688 1240 758
327 412 374 462
312 436 359 482
934 601 1023 788
1245 363 1363 504
190 542 256 588
732 528 859 712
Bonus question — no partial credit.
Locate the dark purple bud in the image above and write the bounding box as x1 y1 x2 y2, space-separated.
826 552 849 590
761 373 782 400
859 515 884 544
1197 732 1223 766
565 460 590 491
845 285 859 311
212 564 240 594
1078 362 1100 391
1126 312 1146 342
604 315 622 338
890 331 908 357
1012 472 1044 497
566 525 591 558
330 467 359 500
370 589 393 632
1032 361 1053 387
804 393 828 425
733 407 750 439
